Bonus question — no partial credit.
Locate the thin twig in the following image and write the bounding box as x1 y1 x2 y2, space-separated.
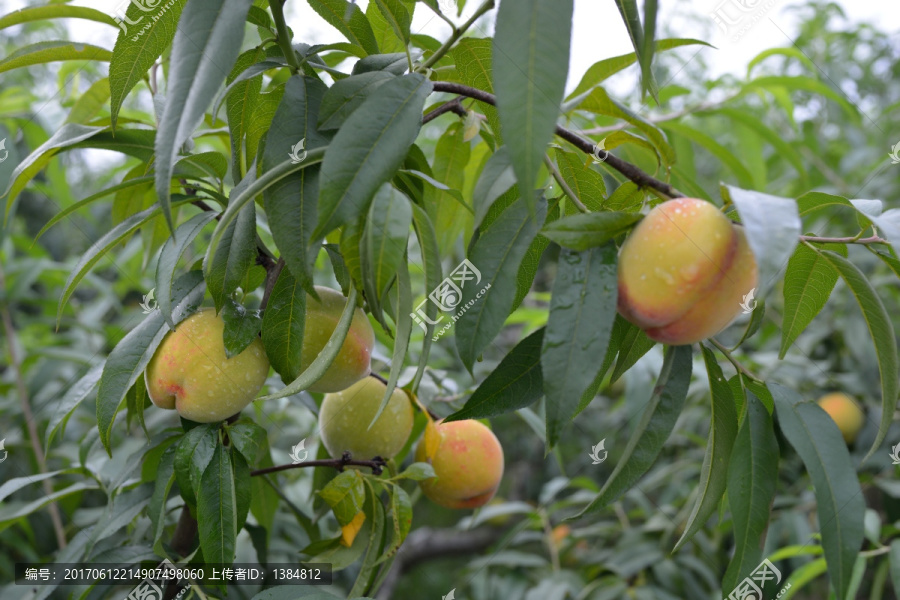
419 0 495 71
544 155 587 212
800 234 887 245
251 451 388 477
423 97 468 124
269 0 302 73
429 81 683 199
0 262 67 549
708 338 762 382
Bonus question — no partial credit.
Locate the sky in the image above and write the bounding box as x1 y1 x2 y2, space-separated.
7 0 899 97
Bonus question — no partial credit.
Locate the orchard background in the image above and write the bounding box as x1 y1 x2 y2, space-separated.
2 0 900 598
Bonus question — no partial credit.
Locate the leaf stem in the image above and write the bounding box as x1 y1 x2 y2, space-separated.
269 0 302 73
799 234 887 245
418 0 495 71
544 155 587 212
708 338 762 382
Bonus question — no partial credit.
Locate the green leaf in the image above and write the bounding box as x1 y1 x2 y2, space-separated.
148 445 177 553
456 197 547 371
156 212 218 328
259 286 360 401
541 211 642 252
370 261 412 428
613 0 653 98
712 108 808 185
639 0 659 101
0 5 117 30
307 0 380 55
198 442 239 564
45 365 103 451
95 273 205 455
410 203 443 391
779 241 845 358
742 75 858 120
349 483 387 596
393 462 437 482
673 345 738 550
771 384 865 599
261 267 307 384
890 540 900 594
174 424 219 508
65 77 112 125
451 38 502 142
363 184 412 303
154 0 254 233
426 122 472 253
379 485 412 563
352 52 408 75
554 148 606 210
109 0 188 129
0 483 99 533
493 0 573 201
819 250 899 461
583 87 674 166
204 201 256 312
221 299 262 358
542 245 618 448
572 345 692 518
609 316 656 385
566 38 713 101
228 420 267 466
473 146 516 230
318 71 395 131
372 0 411 44
319 470 366 526
445 328 545 422
0 41 110 75
263 76 331 288
3 123 104 211
722 390 779 592
727 185 801 298
313 73 432 239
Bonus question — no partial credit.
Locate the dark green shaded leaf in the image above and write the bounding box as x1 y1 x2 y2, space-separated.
542 211 642 252
198 442 238 563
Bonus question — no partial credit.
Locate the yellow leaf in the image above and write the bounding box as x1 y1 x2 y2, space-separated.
462 110 480 142
340 510 366 547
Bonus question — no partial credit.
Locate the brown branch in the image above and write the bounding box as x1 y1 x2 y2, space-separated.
430 81 683 199
800 234 887 245
251 451 388 477
423 97 468 124
259 256 284 312
0 262 67 550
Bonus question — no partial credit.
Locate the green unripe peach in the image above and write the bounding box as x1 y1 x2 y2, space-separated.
817 392 865 443
617 198 758 345
318 376 414 460
415 419 504 509
145 309 270 423
302 286 375 393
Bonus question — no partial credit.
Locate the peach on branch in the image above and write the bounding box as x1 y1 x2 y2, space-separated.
301 286 375 393
318 376 414 460
817 392 865 443
617 198 758 345
145 309 270 423
415 419 504 510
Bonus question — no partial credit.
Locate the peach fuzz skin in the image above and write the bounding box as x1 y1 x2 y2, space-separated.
415 420 504 510
817 392 865 443
300 286 375 393
145 309 270 423
617 198 758 345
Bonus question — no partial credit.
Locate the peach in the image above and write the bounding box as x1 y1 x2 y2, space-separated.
145 309 269 423
318 376 414 460
301 286 375 393
617 198 758 345
817 392 865 443
415 419 504 509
